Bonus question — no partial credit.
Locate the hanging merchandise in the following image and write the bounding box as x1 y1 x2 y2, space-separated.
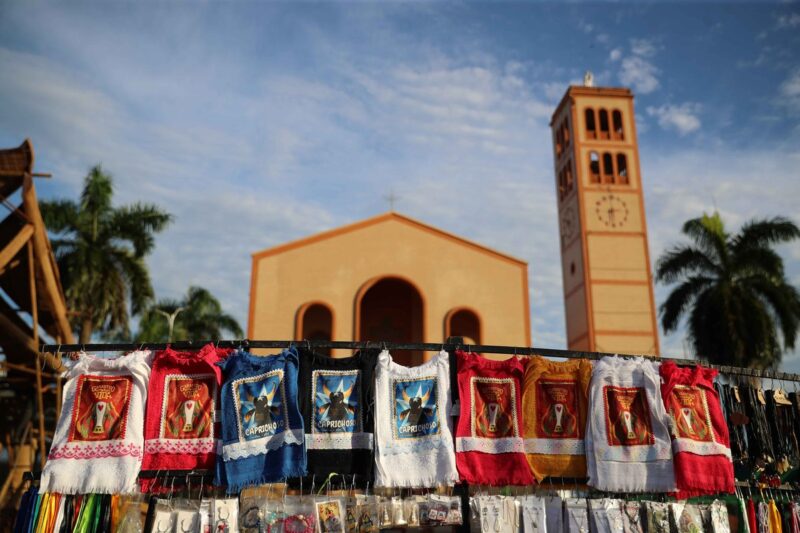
588 498 624 533
742 384 776 468
766 386 800 475
659 361 735 497
217 347 306 491
373 349 458 487
563 498 589 533
644 501 670 533
709 500 731 533
297 346 379 483
717 383 749 468
620 500 644 533
517 494 546 533
585 356 676 493
545 495 563 533
139 344 229 491
474 495 518 533
669 502 705 533
522 356 592 481
454 350 534 486
40 350 152 494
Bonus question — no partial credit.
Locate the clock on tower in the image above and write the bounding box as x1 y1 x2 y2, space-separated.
550 83 660 355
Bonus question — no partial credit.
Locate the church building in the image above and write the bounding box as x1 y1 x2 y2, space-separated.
247 212 531 365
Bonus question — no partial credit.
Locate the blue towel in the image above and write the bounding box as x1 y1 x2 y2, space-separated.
217 347 306 492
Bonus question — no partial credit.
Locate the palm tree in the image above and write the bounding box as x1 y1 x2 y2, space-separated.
40 165 172 343
135 286 243 342
655 212 800 368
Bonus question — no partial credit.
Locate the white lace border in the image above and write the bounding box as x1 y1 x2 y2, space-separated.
523 437 585 455
455 436 525 454
222 428 304 461
305 432 373 450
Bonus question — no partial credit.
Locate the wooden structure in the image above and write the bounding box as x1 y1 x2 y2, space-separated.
0 139 74 514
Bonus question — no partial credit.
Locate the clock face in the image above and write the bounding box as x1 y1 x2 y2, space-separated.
595 194 629 228
560 206 578 244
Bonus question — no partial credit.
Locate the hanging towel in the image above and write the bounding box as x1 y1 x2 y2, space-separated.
140 344 229 491
217 348 305 492
453 350 534 486
41 350 152 494
522 356 592 481
585 356 676 493
660 361 735 497
297 346 379 483
373 349 458 487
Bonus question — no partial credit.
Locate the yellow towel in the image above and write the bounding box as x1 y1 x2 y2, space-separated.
522 356 593 481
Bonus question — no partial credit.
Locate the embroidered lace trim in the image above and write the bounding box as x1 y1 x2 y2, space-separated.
456 436 525 454
524 438 585 455
379 437 452 456
673 439 732 458
48 441 143 460
305 432 373 450
144 438 215 455
222 428 304 461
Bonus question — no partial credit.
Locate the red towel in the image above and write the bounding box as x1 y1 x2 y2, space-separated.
139 344 228 491
454 350 534 486
660 361 735 497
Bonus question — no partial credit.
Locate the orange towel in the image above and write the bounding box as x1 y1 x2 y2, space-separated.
522 356 592 481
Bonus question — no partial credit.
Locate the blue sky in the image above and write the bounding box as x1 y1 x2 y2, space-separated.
1 3 799 368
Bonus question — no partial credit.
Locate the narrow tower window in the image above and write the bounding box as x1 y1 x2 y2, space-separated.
599 109 610 139
602 152 614 183
563 122 570 146
612 110 624 140
617 153 628 184
589 151 600 183
585 108 596 139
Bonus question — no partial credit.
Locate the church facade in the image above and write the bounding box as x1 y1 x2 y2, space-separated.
247 212 531 365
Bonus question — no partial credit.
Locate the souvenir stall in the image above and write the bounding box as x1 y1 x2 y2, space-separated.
13 339 800 533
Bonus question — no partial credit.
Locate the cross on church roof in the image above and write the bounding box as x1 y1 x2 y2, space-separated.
384 190 400 211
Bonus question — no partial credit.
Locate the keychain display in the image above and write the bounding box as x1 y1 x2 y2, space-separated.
315 498 345 533
213 498 239 533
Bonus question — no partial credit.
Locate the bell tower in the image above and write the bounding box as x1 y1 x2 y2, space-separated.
550 77 660 355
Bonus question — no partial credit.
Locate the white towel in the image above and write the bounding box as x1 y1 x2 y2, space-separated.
40 350 152 494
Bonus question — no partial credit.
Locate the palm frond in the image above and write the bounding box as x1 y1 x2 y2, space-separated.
80 165 114 218
732 217 800 251
106 203 172 256
655 246 719 284
659 276 713 333
681 213 728 266
39 199 80 233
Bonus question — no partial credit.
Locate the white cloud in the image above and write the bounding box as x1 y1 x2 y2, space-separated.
609 48 623 62
646 103 702 135
780 70 800 112
776 13 800 29
619 55 660 94
630 38 657 57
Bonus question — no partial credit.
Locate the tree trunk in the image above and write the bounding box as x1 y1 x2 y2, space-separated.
79 318 93 344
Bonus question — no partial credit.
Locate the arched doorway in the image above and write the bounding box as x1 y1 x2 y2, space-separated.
445 307 481 346
296 302 333 355
356 276 424 366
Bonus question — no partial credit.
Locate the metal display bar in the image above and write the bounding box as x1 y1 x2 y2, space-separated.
39 339 800 382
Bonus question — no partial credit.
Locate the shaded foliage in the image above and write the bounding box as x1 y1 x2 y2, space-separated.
40 165 172 342
656 212 800 368
135 286 243 342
